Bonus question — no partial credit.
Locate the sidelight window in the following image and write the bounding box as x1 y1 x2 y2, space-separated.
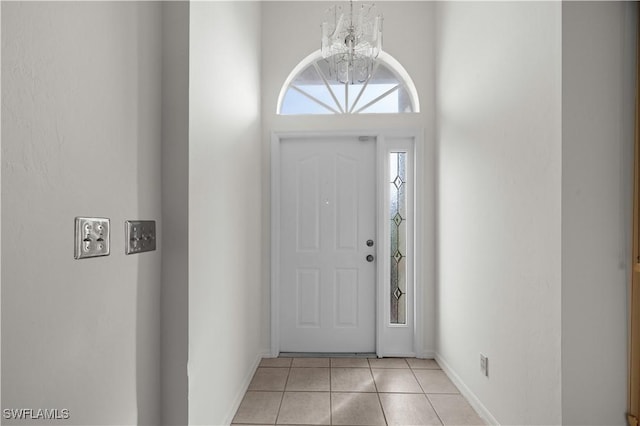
389 152 407 325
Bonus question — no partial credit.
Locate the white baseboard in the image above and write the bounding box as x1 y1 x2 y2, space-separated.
223 351 270 425
435 353 499 426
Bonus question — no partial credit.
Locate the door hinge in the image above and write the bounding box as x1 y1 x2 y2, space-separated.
628 413 638 426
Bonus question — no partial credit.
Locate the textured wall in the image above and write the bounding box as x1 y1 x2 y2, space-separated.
436 2 562 424
2 2 162 424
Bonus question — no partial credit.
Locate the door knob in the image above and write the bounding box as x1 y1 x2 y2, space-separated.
366 254 375 262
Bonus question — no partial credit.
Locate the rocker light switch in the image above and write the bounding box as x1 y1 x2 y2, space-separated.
74 217 110 259
125 220 156 254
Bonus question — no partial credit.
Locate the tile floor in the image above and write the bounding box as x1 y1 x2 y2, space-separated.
232 357 485 425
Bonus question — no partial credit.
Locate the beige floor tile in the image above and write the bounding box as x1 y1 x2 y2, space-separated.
372 368 423 393
248 367 290 391
368 357 410 368
331 392 386 425
285 367 330 391
406 358 441 369
331 368 376 392
260 357 292 368
379 393 443 426
414 369 459 394
330 357 370 368
291 357 330 367
277 392 330 425
428 394 486 425
232 391 282 425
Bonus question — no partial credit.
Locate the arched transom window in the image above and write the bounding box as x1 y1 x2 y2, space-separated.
277 51 420 115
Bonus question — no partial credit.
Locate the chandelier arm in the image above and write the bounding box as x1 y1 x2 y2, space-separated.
313 62 344 113
353 84 400 114
345 82 349 113
290 85 340 114
349 0 353 27
349 62 378 113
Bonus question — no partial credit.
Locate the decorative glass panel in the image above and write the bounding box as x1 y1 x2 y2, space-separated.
390 152 407 325
278 52 418 115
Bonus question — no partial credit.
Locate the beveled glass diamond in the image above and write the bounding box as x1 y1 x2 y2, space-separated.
393 250 403 263
393 175 404 189
393 212 403 227
393 288 403 300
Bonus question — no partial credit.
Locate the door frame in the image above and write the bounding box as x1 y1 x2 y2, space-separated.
270 129 424 357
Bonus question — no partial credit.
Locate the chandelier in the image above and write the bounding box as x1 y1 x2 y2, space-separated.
321 0 383 84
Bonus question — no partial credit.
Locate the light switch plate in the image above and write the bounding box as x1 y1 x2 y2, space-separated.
125 220 156 255
74 217 110 259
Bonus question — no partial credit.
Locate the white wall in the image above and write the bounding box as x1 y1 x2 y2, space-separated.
261 1 437 357
562 2 637 424
161 2 189 425
1 2 3 411
2 2 162 424
188 2 263 424
436 2 562 424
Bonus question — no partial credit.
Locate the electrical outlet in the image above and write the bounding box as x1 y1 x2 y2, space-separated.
74 217 110 259
480 354 489 377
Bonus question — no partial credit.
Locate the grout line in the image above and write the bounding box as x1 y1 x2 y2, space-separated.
273 364 291 425
280 390 331 392
409 361 427 394
369 358 378 392
425 393 445 426
408 363 449 426
376 391 389 426
329 361 333 425
369 357 389 426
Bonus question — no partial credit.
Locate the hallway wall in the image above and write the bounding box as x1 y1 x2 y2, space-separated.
1 3 3 411
160 2 189 425
562 2 637 424
436 2 562 424
188 2 263 424
1 2 163 424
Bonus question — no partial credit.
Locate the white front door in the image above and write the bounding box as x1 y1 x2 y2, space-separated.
279 136 376 353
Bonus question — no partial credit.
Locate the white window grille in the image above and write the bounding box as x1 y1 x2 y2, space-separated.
277 51 420 115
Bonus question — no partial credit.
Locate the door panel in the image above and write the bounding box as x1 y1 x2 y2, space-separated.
296 156 320 252
280 136 376 353
336 154 359 251
296 269 320 328
335 268 359 327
